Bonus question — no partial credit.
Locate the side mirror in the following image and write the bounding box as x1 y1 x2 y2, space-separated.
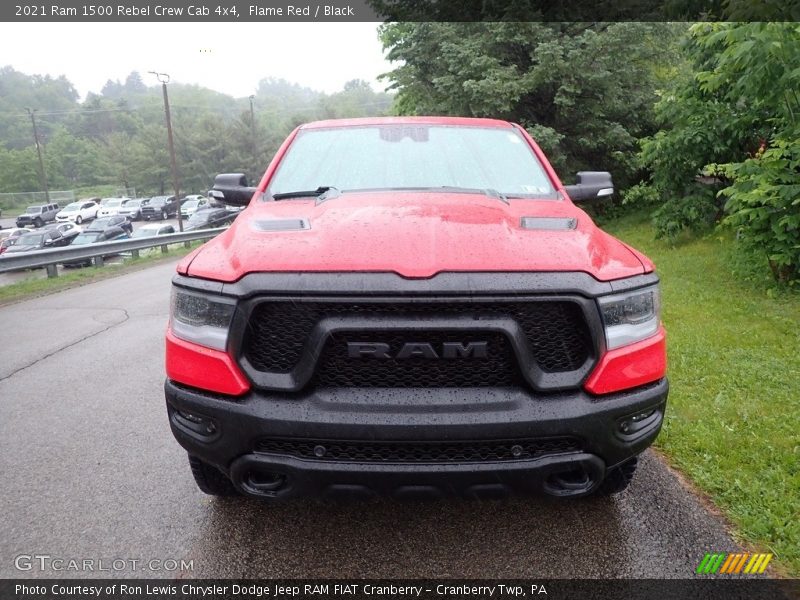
563 171 614 203
210 173 257 207
44 239 54 246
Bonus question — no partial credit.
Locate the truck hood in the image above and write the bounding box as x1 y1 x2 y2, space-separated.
183 192 648 282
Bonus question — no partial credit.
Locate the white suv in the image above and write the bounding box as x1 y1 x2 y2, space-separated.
55 200 99 225
97 197 130 218
180 195 210 218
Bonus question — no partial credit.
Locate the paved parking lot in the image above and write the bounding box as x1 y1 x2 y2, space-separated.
0 214 185 286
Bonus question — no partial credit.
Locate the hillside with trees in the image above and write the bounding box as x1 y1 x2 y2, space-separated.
0 68 393 199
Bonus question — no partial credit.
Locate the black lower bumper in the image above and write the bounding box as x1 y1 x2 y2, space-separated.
165 378 668 500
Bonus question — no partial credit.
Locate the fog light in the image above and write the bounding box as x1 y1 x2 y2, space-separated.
618 407 659 436
631 409 656 423
313 445 326 458
178 411 204 424
174 410 217 436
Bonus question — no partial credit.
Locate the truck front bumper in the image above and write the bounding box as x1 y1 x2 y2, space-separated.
165 377 668 500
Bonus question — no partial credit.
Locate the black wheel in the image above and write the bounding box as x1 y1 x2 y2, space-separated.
161 210 168 220
188 454 239 496
34 217 43 228
594 456 638 496
76 215 83 225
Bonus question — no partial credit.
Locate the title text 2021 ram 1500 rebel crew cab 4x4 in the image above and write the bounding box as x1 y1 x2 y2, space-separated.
165 117 668 500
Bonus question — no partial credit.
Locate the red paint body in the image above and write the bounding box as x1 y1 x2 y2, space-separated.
165 330 250 396
171 117 666 397
584 327 667 395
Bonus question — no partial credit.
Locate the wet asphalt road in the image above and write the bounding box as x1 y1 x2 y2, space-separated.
0 261 740 579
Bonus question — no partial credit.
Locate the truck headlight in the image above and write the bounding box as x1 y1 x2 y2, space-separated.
598 285 661 350
170 287 236 351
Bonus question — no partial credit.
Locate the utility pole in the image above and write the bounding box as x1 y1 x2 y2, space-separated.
26 108 50 203
249 94 258 175
149 71 183 232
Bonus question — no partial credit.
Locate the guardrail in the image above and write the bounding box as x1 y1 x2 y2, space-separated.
0 227 227 277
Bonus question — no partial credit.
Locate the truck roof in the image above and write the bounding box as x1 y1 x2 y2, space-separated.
300 116 515 130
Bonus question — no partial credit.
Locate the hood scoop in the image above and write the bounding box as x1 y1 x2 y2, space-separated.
252 218 311 232
520 217 577 231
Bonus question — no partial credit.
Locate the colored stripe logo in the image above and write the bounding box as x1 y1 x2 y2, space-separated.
696 552 772 574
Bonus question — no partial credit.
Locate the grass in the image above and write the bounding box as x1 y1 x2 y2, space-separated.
602 212 800 577
0 243 200 306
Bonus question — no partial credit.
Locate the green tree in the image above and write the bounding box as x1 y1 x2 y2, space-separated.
379 22 683 187
639 23 800 283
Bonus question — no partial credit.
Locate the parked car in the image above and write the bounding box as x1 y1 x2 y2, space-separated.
141 195 178 221
3 229 71 254
118 198 146 221
131 223 175 238
180 196 209 218
0 227 34 242
0 237 19 255
15 203 60 228
63 226 130 267
184 207 238 231
43 222 82 244
96 197 130 218
56 200 99 225
86 215 133 236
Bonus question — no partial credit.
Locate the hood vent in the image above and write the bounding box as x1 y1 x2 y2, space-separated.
252 218 310 232
520 217 577 231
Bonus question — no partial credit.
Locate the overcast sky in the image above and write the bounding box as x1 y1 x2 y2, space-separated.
0 23 392 98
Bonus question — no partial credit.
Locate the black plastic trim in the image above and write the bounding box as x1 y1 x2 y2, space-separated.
252 218 310 232
520 217 577 230
230 294 604 392
173 271 659 299
165 377 669 500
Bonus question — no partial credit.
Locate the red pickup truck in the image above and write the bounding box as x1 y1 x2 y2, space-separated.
164 117 667 500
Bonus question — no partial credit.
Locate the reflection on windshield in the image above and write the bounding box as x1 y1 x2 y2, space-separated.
268 125 557 199
72 233 101 244
18 235 43 245
188 212 210 224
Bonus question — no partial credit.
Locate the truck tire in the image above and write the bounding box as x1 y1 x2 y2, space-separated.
34 217 43 228
188 454 239 496
161 210 168 220
594 456 638 496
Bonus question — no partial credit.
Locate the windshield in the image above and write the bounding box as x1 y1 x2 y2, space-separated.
72 232 102 244
62 203 80 212
149 197 168 206
18 234 43 246
25 206 42 214
188 211 212 225
267 125 557 198
104 199 123 208
90 218 115 229
132 228 158 238
123 199 141 207
183 200 199 209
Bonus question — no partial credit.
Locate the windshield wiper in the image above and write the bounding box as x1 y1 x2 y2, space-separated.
434 186 508 204
271 186 340 202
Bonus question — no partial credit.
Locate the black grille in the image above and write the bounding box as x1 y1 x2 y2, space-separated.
242 300 592 383
254 437 582 463
314 330 524 387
